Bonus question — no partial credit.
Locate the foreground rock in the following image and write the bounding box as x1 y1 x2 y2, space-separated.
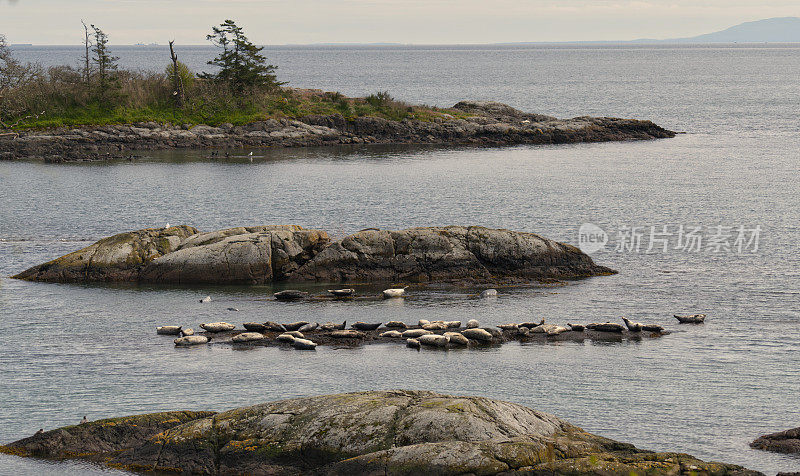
1 390 758 475
750 426 800 454
0 100 675 162
13 225 614 285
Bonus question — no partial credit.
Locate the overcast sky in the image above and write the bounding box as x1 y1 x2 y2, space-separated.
1 0 799 45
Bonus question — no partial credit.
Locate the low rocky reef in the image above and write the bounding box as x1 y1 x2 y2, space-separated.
0 101 675 162
1 390 759 475
12 225 614 285
751 426 800 455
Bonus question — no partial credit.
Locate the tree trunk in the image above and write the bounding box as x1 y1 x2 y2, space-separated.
169 40 185 108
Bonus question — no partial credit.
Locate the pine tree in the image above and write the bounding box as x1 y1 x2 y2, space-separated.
90 24 119 101
201 20 283 92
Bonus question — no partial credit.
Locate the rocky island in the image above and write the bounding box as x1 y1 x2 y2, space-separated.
1 390 760 475
0 99 675 162
13 225 614 285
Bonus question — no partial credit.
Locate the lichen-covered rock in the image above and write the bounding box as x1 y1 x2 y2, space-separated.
12 226 198 282
751 426 800 454
14 225 613 285
0 391 759 475
290 226 614 283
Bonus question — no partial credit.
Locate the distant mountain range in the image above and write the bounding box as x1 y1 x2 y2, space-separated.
645 17 800 43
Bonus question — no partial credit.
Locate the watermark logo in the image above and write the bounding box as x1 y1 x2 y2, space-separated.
578 223 608 254
576 223 762 254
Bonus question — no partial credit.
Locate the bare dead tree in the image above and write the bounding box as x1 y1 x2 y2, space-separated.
81 20 92 85
168 40 185 108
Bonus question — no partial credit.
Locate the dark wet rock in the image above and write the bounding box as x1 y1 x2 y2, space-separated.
1 390 759 475
14 225 614 285
289 226 615 283
0 101 675 162
750 427 800 454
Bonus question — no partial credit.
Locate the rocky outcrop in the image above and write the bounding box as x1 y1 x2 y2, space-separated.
12 226 613 285
750 426 800 454
0 101 675 162
1 390 760 475
13 225 330 284
290 226 610 282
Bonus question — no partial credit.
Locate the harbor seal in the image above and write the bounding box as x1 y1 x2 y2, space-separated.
406 338 420 349
292 338 317 350
418 319 431 327
231 332 265 343
282 321 309 331
497 323 518 331
200 322 235 333
379 330 403 338
422 322 447 331
352 322 382 331
674 314 706 324
384 321 408 329
401 329 433 338
276 333 296 343
621 317 642 332
567 323 584 332
156 326 182 335
586 322 625 333
264 321 287 332
466 319 479 329
174 335 209 346
382 288 406 299
445 321 462 328
199 296 212 303
642 324 665 333
180 328 194 336
328 288 355 297
329 330 366 339
419 334 450 348
479 289 498 298
274 290 309 301
320 321 346 330
298 322 320 332
243 322 267 332
461 328 493 342
444 332 469 346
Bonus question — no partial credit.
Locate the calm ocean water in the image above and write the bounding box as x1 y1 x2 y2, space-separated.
1 45 799 474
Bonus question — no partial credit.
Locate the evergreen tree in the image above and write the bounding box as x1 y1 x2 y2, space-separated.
90 25 119 100
201 20 283 92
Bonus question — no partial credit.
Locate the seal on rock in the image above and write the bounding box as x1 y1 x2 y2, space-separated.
231 332 265 343
298 322 319 332
265 321 287 332
180 328 194 336
567 323 584 332
466 319 479 329
444 332 469 346
621 317 642 332
418 319 431 327
274 290 309 301
384 321 408 329
276 333 296 343
380 330 403 338
174 335 209 346
497 323 518 331
352 322 381 331
419 334 450 348
445 321 462 328
674 314 706 324
586 322 624 333
243 322 267 332
292 338 317 350
382 288 406 299
330 330 366 339
422 322 447 331
200 322 235 333
156 326 182 335
461 328 493 342
282 321 309 331
642 324 665 333
328 288 355 297
402 329 433 338
406 338 420 349
320 321 346 330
